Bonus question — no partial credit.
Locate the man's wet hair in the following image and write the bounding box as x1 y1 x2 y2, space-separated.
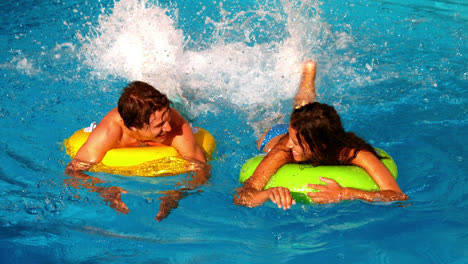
118 81 170 129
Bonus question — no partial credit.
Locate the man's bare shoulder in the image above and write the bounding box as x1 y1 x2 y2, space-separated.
74 108 136 162
100 108 122 124
73 110 123 163
170 108 188 123
94 108 122 133
167 108 206 163
168 108 190 134
85 108 128 148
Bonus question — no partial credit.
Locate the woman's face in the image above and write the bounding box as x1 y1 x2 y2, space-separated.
286 125 309 162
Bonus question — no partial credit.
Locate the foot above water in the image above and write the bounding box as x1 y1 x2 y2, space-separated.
293 60 317 109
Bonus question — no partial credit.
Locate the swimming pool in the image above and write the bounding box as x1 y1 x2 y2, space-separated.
1 0 467 262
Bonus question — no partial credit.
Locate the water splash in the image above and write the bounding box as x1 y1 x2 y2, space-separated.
80 0 353 128
82 0 185 99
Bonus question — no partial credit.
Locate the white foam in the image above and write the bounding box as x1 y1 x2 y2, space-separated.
80 0 362 126
7 52 41 76
82 0 185 98
181 42 300 107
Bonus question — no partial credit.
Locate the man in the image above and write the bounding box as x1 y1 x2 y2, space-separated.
65 81 209 221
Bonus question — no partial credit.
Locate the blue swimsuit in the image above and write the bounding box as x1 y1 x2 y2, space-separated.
259 124 289 151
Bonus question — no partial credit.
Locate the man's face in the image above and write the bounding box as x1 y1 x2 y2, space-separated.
135 107 172 142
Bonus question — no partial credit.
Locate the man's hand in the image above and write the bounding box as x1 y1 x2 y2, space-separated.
98 186 130 214
155 190 184 222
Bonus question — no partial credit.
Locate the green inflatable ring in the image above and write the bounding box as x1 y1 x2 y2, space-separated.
239 148 398 204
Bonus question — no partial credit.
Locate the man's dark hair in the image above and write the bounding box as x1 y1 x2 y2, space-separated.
118 81 170 129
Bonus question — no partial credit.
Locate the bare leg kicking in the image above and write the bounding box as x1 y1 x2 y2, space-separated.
293 60 317 109
257 61 318 152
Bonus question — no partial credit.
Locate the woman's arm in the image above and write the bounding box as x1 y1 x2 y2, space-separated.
307 150 408 203
234 136 297 209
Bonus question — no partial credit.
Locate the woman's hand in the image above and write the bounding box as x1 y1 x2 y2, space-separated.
268 187 296 209
307 177 409 203
306 177 346 204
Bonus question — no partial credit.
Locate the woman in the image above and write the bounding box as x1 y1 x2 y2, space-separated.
234 61 408 209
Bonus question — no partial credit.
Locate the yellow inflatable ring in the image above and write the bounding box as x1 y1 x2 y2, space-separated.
64 126 216 177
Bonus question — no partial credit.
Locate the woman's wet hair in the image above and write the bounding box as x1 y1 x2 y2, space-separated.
118 81 170 129
290 102 382 165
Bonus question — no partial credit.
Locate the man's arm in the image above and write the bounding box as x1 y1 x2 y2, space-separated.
73 118 123 164
155 110 210 221
170 111 207 164
65 159 130 214
155 163 211 221
64 118 129 214
66 118 122 175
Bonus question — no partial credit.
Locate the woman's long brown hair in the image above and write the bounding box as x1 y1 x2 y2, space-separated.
290 102 383 166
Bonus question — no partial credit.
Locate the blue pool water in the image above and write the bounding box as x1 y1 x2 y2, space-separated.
1 0 467 263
